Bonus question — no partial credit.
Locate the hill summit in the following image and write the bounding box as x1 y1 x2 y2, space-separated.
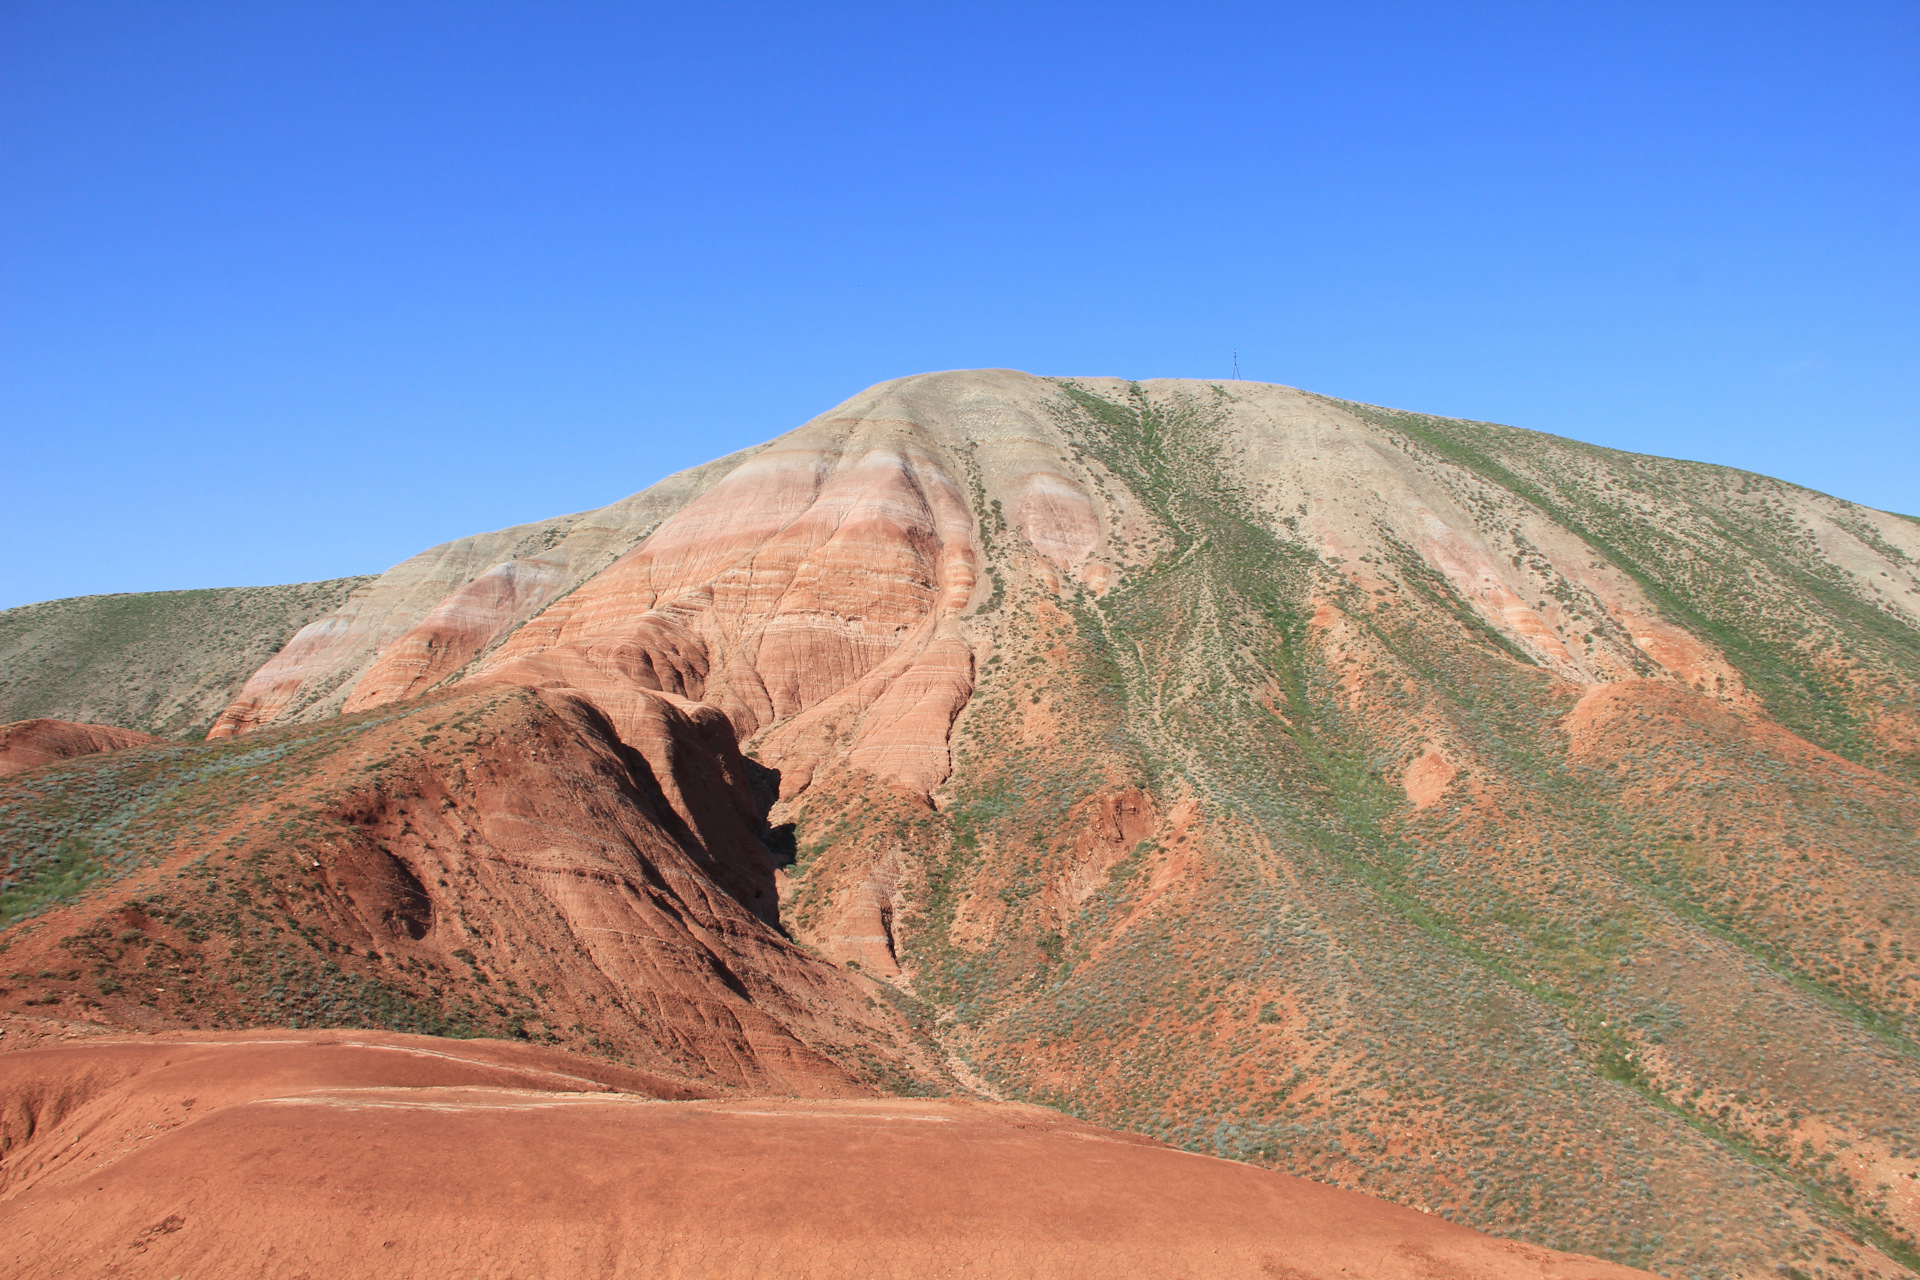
4 370 1919 1277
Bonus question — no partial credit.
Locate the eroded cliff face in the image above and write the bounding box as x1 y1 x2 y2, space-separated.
0 685 941 1095
227 371 1138 802
206 371 1920 801
470 422 982 800
340 557 571 712
206 446 765 737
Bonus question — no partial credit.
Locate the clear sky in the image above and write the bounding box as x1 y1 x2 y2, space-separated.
2 2 1915 610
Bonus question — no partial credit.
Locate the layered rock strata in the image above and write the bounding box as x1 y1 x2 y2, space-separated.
0 719 159 777
16 369 1920 1275
208 446 765 737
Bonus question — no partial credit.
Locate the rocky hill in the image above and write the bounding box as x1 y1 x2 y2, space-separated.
0 720 159 777
3 370 1917 1278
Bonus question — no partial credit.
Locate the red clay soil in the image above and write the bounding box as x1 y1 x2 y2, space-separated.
0 685 940 1094
0 719 158 776
0 1028 1648 1280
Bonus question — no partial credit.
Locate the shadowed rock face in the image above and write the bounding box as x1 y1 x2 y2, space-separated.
0 686 933 1094
13 371 1920 1275
0 1030 1650 1280
0 719 159 776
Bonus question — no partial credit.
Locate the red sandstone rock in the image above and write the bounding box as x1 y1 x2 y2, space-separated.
0 719 159 777
0 1029 1651 1280
470 427 983 799
340 556 568 711
0 686 927 1095
207 447 757 738
210 375 1138 803
1042 787 1159 928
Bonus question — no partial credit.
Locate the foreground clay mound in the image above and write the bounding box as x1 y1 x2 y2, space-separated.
0 1030 1645 1280
0 718 158 776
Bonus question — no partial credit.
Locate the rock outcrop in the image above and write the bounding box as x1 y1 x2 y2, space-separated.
207 446 766 737
207 373 1136 799
202 372 1920 805
470 417 984 799
0 719 159 776
0 685 934 1094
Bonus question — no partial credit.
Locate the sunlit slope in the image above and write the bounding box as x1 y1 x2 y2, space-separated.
764 376 1920 1277
7 370 1918 1278
0 579 369 737
0 1032 1649 1280
0 683 942 1093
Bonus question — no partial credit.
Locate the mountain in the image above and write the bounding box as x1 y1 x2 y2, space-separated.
4 369 1918 1277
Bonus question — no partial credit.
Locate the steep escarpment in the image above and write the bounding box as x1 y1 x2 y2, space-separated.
9 370 1920 1277
0 684 941 1094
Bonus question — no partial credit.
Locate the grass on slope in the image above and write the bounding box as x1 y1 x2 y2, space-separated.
0 697 555 1039
0 578 371 738
883 379 1920 1277
1327 397 1920 780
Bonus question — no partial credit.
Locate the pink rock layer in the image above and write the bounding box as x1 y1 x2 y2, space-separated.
462 424 981 799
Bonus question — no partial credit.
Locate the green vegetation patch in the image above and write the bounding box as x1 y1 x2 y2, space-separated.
0 577 371 737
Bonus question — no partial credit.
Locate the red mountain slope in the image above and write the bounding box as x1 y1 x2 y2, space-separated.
0 1029 1649 1280
0 685 937 1094
7 371 1919 1275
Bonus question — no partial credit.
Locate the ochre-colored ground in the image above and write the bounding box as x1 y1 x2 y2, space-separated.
0 1026 1648 1280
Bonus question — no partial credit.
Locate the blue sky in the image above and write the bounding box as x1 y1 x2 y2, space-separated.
2 1 1914 609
